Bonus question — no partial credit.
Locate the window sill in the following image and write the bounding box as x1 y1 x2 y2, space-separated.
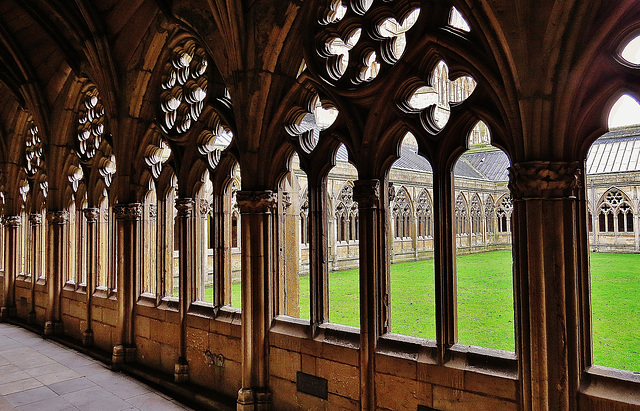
158 297 179 311
580 365 640 406
188 301 215 317
137 293 156 307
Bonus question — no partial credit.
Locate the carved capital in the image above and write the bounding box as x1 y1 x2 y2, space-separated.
46 211 69 225
353 180 380 208
388 182 396 203
83 207 100 222
113 203 143 221
2 215 21 227
29 213 43 226
236 190 277 213
198 199 210 217
149 203 157 219
281 192 292 210
175 198 195 218
508 161 582 200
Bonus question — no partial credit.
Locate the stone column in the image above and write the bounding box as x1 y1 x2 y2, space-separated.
353 179 388 411
1 216 20 319
174 198 195 382
196 199 210 303
509 161 583 410
44 211 68 335
280 191 300 317
82 208 100 346
308 180 328 330
28 213 43 325
236 190 276 410
112 203 142 368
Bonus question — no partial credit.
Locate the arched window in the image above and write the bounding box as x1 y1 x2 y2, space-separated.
470 194 482 234
496 196 512 233
585 87 640 372
392 188 412 239
453 121 514 351
455 194 468 236
485 196 495 234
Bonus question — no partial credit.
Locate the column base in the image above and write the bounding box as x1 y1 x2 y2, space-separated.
237 388 272 410
44 321 63 337
27 311 36 325
112 344 137 370
174 360 189 383
0 306 16 320
82 329 94 346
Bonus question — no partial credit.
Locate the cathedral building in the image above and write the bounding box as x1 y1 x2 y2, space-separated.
0 0 638 409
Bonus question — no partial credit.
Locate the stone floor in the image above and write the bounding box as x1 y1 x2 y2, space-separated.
0 323 194 411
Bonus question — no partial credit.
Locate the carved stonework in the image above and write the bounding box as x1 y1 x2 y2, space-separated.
281 192 292 211
113 203 143 221
149 203 157 219
2 215 21 227
83 207 100 222
392 188 411 216
509 161 582 200
175 198 195 218
236 191 277 213
199 199 210 217
29 213 43 226
353 180 380 208
388 182 396 203
47 211 69 225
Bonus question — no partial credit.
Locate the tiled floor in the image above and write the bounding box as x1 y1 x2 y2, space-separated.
0 323 193 411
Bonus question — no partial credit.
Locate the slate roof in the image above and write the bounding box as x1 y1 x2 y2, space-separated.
586 126 640 174
335 125 640 181
336 144 510 182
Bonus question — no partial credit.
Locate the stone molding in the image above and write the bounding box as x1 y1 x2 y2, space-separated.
175 198 195 218
236 190 277 213
29 213 43 226
46 211 69 225
83 207 100 222
198 199 210 217
509 161 581 200
113 203 143 221
281 192 292 211
149 203 158 219
353 180 381 208
2 215 21 227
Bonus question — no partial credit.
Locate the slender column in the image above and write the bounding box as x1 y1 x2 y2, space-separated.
308 180 329 331
509 161 582 410
236 190 276 410
353 179 386 411
111 203 142 368
1 216 21 319
174 198 195 382
280 191 300 317
196 199 210 303
82 208 99 345
44 211 68 335
28 214 42 324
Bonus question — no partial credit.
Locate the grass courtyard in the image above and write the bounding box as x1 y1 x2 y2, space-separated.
229 250 639 372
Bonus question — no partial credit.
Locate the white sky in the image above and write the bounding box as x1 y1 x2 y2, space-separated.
608 37 640 129
608 94 640 129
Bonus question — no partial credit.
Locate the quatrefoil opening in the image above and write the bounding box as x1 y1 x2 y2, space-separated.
76 86 105 162
160 39 209 135
407 60 476 133
286 94 339 154
198 121 233 170
375 8 420 63
25 118 42 177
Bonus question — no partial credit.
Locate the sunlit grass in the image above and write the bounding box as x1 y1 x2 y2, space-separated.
226 251 639 371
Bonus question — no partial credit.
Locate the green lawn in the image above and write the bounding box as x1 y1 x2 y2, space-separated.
226 250 639 372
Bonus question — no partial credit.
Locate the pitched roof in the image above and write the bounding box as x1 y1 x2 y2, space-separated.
586 126 640 174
